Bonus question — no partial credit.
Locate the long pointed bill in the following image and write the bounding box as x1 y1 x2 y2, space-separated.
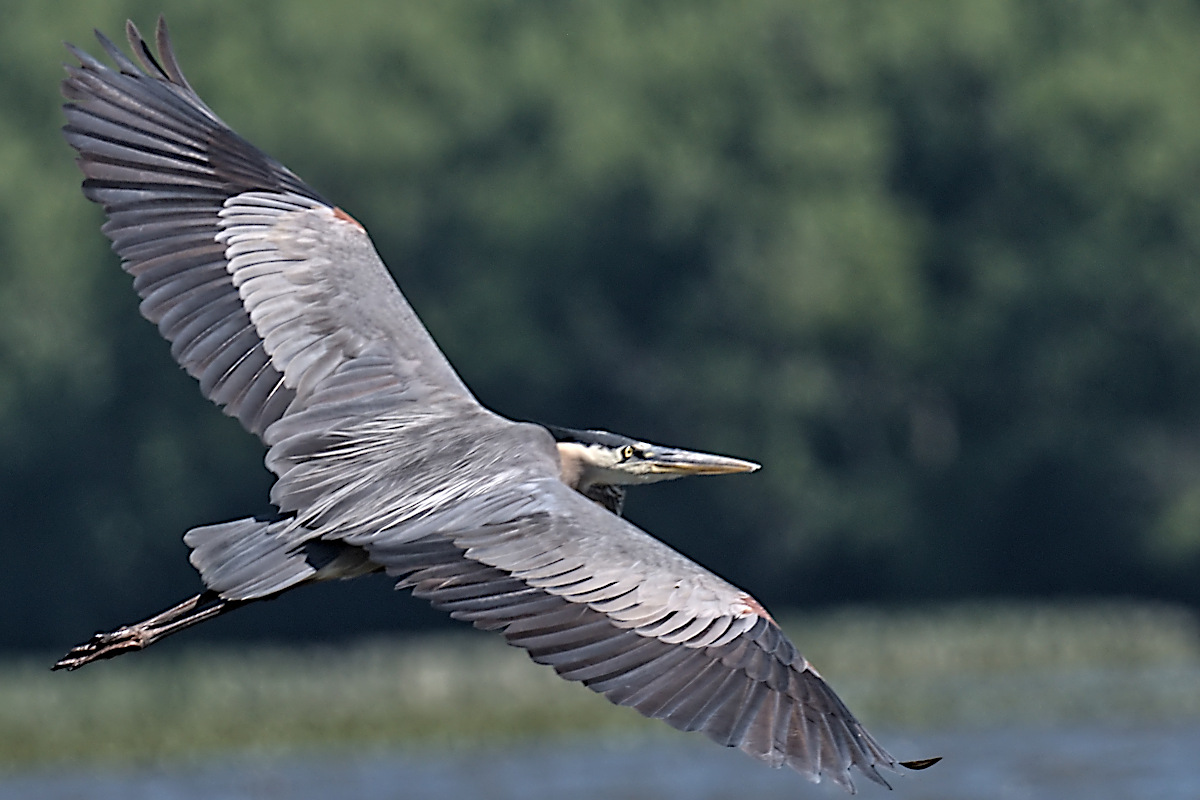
643 447 761 477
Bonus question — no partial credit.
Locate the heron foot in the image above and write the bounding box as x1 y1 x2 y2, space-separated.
52 626 150 671
52 591 239 672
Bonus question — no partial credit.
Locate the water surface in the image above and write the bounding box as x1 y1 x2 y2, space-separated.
5 723 1198 800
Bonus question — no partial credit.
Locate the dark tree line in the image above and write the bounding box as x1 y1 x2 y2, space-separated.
4 0 1200 650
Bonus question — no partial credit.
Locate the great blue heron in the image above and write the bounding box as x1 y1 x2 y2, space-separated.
55 19 937 791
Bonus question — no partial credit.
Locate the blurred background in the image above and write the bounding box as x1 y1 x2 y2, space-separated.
4 0 1200 797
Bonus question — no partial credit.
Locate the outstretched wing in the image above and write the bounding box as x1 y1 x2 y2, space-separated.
348 477 905 792
62 18 474 441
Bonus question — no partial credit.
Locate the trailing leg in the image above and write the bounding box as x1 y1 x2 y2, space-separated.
52 590 244 671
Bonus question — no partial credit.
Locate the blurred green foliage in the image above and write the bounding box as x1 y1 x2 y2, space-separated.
4 0 1200 649
2 601 1197 767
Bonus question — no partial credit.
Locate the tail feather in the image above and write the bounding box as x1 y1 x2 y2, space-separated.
185 516 315 600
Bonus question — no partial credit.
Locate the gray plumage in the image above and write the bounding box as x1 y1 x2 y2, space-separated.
54 18 938 792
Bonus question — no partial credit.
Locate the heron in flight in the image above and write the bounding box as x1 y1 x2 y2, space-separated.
55 19 937 791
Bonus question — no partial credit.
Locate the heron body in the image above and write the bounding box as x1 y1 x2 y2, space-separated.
56 19 937 791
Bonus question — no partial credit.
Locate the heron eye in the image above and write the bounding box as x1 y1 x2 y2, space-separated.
621 445 635 460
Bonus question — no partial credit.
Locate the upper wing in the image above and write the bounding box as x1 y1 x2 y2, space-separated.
355 477 903 792
62 18 474 441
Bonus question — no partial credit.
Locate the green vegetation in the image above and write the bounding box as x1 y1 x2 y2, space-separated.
4 602 1198 769
5 1 1200 649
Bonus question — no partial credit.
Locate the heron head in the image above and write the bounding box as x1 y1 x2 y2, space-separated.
546 425 760 490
